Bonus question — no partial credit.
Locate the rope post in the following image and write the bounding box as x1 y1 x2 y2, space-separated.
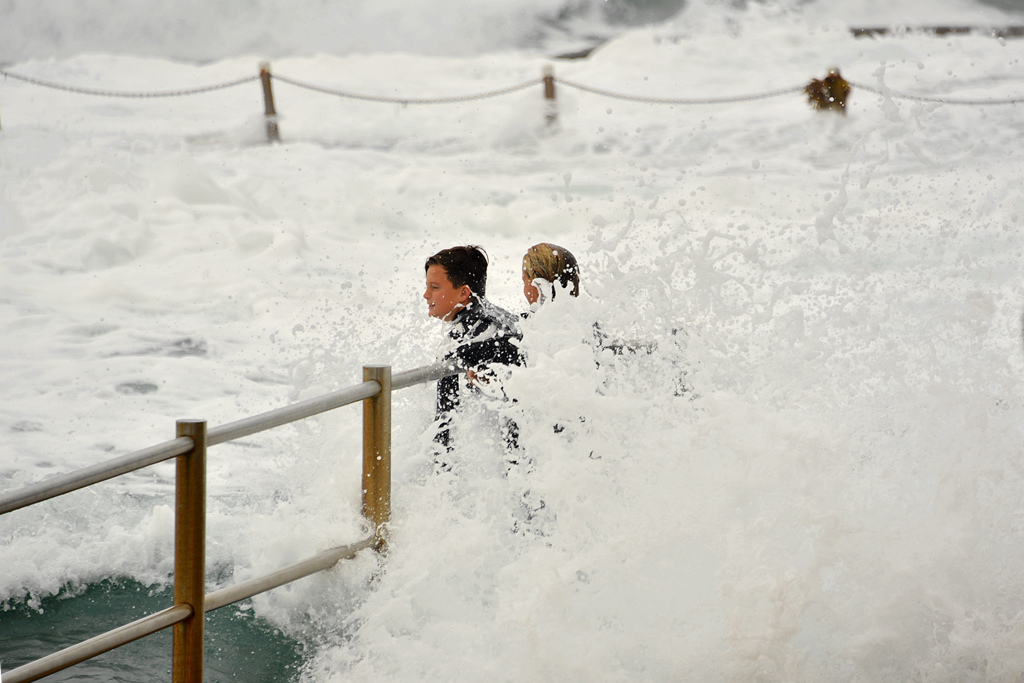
543 65 558 127
259 62 281 143
173 419 206 683
362 366 392 552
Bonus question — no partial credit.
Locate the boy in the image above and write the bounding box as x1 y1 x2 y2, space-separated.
423 245 522 457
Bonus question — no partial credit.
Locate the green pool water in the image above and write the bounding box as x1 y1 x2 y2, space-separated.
0 579 306 682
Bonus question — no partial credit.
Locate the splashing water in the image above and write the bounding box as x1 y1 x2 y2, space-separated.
3 1 1024 681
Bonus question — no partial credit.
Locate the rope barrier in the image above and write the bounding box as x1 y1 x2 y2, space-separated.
0 68 259 98
554 76 1023 107
2 65 1021 108
554 77 806 105
270 73 544 105
850 81 1024 106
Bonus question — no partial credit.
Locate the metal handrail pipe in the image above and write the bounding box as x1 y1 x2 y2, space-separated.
207 380 380 446
204 535 376 612
3 603 193 683
205 361 456 445
392 362 452 390
0 437 194 516
0 363 454 517
0 383 386 515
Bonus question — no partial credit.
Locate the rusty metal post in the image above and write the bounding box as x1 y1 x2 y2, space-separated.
543 65 557 127
259 62 281 143
173 419 206 683
362 366 392 551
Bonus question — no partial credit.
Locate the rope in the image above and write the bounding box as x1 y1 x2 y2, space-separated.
270 73 544 105
850 81 1024 105
554 77 806 104
2 65 1021 108
0 68 259 98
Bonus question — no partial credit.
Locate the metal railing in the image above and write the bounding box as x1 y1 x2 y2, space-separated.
0 362 450 683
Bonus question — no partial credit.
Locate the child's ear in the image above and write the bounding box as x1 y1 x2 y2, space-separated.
459 285 472 303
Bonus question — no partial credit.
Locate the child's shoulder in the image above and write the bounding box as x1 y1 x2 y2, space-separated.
454 298 520 339
477 299 521 335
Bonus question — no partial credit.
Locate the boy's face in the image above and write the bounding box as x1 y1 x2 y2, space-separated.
522 269 541 305
425 264 471 321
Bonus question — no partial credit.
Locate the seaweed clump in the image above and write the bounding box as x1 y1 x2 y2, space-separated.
805 68 851 114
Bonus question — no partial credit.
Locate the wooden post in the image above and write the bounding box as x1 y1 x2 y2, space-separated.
543 65 557 127
362 366 392 552
173 420 206 683
259 62 281 143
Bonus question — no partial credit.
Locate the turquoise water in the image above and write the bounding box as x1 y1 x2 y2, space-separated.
0 579 305 681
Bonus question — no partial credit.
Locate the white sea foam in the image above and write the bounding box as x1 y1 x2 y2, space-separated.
2 0 1024 680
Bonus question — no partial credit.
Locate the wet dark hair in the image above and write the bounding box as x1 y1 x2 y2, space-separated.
425 245 489 297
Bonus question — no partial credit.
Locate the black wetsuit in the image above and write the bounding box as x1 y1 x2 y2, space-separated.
434 297 522 452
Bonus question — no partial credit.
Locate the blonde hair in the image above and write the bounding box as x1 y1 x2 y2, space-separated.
522 243 580 299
